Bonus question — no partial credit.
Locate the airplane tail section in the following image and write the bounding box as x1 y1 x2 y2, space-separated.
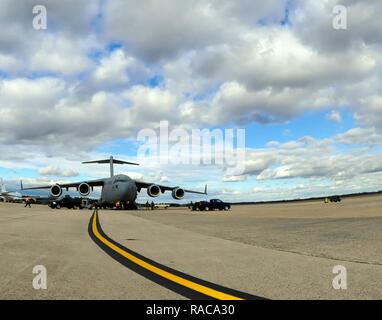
82 156 139 177
0 178 6 194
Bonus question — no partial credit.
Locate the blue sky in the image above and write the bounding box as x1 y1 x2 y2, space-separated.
1 1 382 202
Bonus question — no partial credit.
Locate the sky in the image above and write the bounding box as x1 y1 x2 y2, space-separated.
1 0 382 202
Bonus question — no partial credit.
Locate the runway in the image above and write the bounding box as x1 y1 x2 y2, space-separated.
0 195 381 299
89 209 261 300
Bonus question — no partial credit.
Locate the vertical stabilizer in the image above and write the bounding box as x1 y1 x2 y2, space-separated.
0 178 6 193
110 156 114 177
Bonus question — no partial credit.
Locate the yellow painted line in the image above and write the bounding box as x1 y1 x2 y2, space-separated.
92 210 244 300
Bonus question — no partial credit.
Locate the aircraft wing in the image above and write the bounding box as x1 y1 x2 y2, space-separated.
22 179 106 190
135 181 207 195
0 191 24 200
3 192 21 198
1 191 14 196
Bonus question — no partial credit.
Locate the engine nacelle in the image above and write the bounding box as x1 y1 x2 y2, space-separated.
79 183 91 197
172 187 185 200
50 184 62 197
147 184 161 197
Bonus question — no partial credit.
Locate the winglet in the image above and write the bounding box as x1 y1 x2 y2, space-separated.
204 184 208 195
20 180 23 191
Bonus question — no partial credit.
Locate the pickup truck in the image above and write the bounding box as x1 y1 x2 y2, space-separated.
192 199 231 211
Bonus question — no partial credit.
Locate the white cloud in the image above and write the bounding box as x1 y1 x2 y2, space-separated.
327 110 342 123
93 49 133 84
122 85 178 125
104 0 288 62
0 54 19 72
354 95 382 131
222 175 247 182
336 127 382 145
240 135 382 183
29 34 95 76
0 78 132 150
0 1 99 76
38 166 79 177
292 0 382 52
178 82 337 126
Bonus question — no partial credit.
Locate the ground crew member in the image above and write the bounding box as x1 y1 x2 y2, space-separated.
24 197 32 208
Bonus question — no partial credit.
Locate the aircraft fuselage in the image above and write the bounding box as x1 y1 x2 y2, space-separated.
101 174 138 205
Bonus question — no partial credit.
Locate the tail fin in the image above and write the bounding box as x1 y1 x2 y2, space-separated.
0 178 6 193
82 155 139 177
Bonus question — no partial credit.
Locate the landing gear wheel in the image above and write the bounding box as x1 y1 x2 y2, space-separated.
126 202 138 210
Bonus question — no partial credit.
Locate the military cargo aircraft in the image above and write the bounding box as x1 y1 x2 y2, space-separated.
0 179 55 204
22 156 207 209
0 179 24 202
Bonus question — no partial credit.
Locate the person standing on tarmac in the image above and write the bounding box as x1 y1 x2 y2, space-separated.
24 197 32 208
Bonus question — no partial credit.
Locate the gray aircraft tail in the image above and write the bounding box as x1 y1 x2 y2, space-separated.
82 156 139 177
0 178 6 194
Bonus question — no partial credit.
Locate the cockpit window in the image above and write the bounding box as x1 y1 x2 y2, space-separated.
114 179 128 184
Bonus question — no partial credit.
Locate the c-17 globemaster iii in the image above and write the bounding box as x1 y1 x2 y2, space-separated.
22 156 207 209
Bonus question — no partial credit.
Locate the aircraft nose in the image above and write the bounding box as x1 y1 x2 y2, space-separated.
123 182 130 193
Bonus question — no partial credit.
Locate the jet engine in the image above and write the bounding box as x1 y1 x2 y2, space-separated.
79 183 91 197
171 187 185 200
147 184 161 197
50 184 62 197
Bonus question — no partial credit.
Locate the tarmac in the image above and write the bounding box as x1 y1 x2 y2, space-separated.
0 194 381 300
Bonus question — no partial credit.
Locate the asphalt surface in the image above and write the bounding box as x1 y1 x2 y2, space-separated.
0 195 381 299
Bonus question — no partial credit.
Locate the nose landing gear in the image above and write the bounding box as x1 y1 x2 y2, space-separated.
115 201 138 210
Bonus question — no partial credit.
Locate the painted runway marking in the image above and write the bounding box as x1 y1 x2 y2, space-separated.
88 209 266 300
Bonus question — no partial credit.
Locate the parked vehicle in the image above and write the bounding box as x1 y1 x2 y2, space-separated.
324 195 342 203
154 204 170 209
192 199 231 211
50 196 98 209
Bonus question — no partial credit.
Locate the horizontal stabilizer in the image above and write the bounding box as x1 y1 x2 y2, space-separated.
82 159 139 166
82 156 139 177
